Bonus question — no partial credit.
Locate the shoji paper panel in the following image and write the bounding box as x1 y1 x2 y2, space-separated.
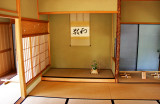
22 21 48 36
70 13 90 46
22 34 49 83
22 37 32 83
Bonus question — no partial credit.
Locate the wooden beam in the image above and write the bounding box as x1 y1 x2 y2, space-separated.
16 0 27 98
0 8 17 14
48 15 51 65
0 22 10 24
37 0 40 19
115 0 121 83
121 22 160 24
22 33 49 38
39 11 119 14
21 17 48 23
0 14 18 19
29 37 34 78
0 48 11 53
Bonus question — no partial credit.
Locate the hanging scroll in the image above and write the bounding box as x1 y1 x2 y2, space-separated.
70 13 90 46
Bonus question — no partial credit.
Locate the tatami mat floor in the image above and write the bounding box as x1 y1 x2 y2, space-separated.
43 69 114 78
21 96 159 104
29 81 160 100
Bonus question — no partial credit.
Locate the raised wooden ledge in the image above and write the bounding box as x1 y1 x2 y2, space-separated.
41 77 115 83
39 11 119 14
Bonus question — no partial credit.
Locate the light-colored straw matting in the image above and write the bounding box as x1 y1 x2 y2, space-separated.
29 81 160 100
114 100 158 104
22 96 66 104
68 99 112 104
43 69 114 78
109 83 160 99
29 81 111 99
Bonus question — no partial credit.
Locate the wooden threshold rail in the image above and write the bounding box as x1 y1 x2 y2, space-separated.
39 11 118 14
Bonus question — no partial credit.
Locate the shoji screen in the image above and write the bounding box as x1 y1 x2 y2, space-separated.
22 20 50 83
22 35 49 83
0 23 14 77
137 25 160 71
120 24 138 71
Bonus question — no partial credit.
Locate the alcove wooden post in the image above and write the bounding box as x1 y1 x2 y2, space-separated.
15 0 27 98
115 0 121 83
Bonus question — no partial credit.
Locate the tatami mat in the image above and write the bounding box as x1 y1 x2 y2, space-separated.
22 96 66 104
68 99 112 104
29 81 111 99
114 100 158 104
0 83 20 104
43 69 114 78
109 83 160 99
29 81 160 100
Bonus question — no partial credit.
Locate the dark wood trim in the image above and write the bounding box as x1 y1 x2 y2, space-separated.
0 48 11 53
0 22 10 24
39 11 119 14
0 14 18 19
0 8 17 14
15 97 25 104
122 0 160 1
121 22 160 24
115 0 121 83
65 98 69 104
37 0 40 19
136 24 140 71
112 57 116 62
21 17 48 23
22 33 49 38
26 65 50 87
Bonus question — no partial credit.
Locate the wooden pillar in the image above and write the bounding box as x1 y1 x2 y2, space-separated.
15 0 27 98
115 0 121 83
48 15 51 65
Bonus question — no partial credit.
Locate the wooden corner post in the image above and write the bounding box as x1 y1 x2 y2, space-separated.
15 0 27 98
115 0 121 83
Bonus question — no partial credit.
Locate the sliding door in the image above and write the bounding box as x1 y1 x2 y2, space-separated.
120 24 138 71
0 23 15 76
137 25 160 71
